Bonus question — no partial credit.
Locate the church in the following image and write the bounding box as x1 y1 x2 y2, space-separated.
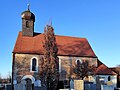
12 6 118 89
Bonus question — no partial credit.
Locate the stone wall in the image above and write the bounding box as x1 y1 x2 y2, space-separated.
13 53 97 83
58 56 97 80
13 54 43 83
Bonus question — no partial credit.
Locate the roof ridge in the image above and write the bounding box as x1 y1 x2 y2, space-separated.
55 34 86 39
20 31 86 39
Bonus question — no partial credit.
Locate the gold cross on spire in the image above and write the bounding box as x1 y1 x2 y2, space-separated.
27 4 30 11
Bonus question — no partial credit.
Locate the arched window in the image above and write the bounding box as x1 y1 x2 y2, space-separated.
75 59 82 64
26 21 29 28
32 58 36 71
30 57 38 72
108 76 111 81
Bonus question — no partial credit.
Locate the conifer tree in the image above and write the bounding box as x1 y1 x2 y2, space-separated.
41 25 59 90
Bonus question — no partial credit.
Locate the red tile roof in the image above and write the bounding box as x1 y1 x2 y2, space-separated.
95 64 117 75
110 67 120 75
13 32 97 57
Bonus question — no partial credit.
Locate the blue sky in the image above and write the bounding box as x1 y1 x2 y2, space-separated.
0 0 120 77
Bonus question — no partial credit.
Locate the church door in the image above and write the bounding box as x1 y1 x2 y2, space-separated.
26 78 32 90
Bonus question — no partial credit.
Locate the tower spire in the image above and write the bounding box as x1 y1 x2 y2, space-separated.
21 3 35 37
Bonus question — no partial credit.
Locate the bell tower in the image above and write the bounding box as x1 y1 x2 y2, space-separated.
21 4 35 37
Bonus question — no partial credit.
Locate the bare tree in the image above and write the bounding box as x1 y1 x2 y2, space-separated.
73 60 96 80
40 25 59 90
7 71 12 83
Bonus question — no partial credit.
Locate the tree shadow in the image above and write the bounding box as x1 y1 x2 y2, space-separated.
57 40 95 57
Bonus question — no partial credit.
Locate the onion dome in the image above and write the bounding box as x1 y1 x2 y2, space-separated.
21 4 35 22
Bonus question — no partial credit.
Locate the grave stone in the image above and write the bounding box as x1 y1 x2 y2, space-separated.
34 80 41 87
107 81 113 85
70 79 74 89
74 80 84 90
21 80 26 90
